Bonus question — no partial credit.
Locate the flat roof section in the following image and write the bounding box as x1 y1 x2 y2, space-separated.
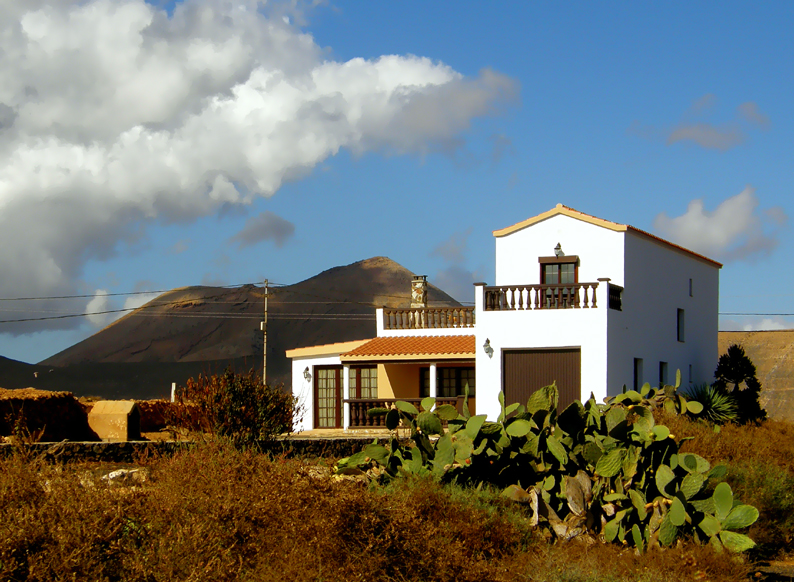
285 339 373 359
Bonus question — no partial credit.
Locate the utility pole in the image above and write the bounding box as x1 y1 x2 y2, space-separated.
261 279 268 385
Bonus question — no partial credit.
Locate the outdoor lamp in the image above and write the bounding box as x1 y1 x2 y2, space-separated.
483 338 494 359
303 366 312 382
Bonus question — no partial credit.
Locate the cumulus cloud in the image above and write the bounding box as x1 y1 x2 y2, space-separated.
431 228 480 302
737 102 770 128
230 211 295 248
431 227 473 264
720 316 792 332
631 94 770 152
435 265 479 304
653 186 788 262
85 289 113 328
666 124 745 151
0 0 518 334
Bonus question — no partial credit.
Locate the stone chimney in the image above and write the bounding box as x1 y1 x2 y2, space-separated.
411 275 428 308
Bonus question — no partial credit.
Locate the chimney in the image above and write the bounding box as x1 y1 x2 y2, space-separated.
411 275 428 308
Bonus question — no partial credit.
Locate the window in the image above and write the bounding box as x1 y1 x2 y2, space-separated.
539 256 579 308
688 364 693 385
689 278 693 297
316 367 342 428
677 309 685 342
633 358 643 392
349 367 377 399
659 361 668 386
420 367 475 397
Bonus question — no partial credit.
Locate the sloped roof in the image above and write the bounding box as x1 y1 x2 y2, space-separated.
340 335 476 362
493 203 722 268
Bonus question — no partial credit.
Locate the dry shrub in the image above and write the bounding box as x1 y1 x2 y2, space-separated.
166 368 300 445
0 442 758 582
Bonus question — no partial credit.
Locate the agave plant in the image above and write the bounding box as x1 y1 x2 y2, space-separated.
684 383 739 425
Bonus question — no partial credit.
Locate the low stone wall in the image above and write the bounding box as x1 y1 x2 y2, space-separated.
0 388 98 442
0 436 395 463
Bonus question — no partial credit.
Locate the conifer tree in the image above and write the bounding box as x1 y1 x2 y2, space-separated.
713 344 766 424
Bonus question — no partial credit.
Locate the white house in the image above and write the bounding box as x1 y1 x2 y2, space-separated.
287 204 721 431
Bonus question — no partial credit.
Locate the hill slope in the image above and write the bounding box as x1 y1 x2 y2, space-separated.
31 257 458 398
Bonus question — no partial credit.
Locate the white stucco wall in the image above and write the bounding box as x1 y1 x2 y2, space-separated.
475 281 611 421
606 231 720 394
290 353 343 433
494 214 625 286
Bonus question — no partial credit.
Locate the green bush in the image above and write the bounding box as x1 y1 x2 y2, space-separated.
168 368 300 446
683 383 739 425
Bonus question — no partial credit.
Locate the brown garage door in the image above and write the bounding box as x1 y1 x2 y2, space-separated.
502 348 581 411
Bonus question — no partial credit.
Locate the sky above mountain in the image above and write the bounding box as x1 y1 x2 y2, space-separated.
1 1 792 363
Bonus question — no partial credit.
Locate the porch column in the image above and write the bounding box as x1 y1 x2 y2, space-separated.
429 363 437 399
343 364 351 429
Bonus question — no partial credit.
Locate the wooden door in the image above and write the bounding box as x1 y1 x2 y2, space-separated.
315 366 342 428
502 348 581 411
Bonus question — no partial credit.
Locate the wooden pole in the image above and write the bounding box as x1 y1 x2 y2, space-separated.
261 279 268 385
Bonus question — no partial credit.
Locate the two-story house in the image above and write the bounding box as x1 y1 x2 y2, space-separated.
287 204 721 432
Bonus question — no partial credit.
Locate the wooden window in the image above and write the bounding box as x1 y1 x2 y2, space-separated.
422 367 475 397
539 256 579 308
349 366 377 399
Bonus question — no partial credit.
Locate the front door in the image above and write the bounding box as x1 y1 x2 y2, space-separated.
315 366 342 428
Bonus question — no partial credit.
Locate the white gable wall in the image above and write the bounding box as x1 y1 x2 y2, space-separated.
495 214 625 286
606 232 719 393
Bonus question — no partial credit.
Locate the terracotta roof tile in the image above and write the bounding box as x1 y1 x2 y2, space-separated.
341 335 475 361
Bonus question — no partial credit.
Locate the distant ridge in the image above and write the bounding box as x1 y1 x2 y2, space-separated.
20 257 459 398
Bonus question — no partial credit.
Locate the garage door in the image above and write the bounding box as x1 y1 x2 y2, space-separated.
502 348 581 411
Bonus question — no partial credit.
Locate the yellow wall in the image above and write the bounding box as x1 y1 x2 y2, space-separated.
377 363 422 399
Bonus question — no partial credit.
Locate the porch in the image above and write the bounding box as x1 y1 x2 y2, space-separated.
482 280 622 311
345 395 470 428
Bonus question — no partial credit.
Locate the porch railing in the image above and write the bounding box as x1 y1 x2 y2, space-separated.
382 307 475 330
346 397 461 428
483 282 600 311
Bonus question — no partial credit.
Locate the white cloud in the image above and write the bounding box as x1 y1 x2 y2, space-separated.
666 123 745 151
85 289 113 328
123 292 161 313
653 186 788 262
431 227 473 264
435 265 479 303
230 211 295 248
0 0 518 334
720 316 792 332
737 102 770 128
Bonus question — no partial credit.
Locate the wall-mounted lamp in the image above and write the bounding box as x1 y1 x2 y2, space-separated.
554 242 565 257
483 338 494 359
303 366 312 383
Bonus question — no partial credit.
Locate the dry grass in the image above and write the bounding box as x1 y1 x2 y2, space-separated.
0 440 757 582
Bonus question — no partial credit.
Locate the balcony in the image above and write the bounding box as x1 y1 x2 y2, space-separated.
483 282 601 311
382 307 475 330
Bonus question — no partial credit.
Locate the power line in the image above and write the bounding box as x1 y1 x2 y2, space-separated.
0 281 258 302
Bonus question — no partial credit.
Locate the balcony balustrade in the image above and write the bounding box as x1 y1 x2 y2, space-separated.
346 397 462 428
483 282 601 311
382 307 475 330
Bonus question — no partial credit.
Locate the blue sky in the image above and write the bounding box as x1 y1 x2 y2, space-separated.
0 1 792 363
